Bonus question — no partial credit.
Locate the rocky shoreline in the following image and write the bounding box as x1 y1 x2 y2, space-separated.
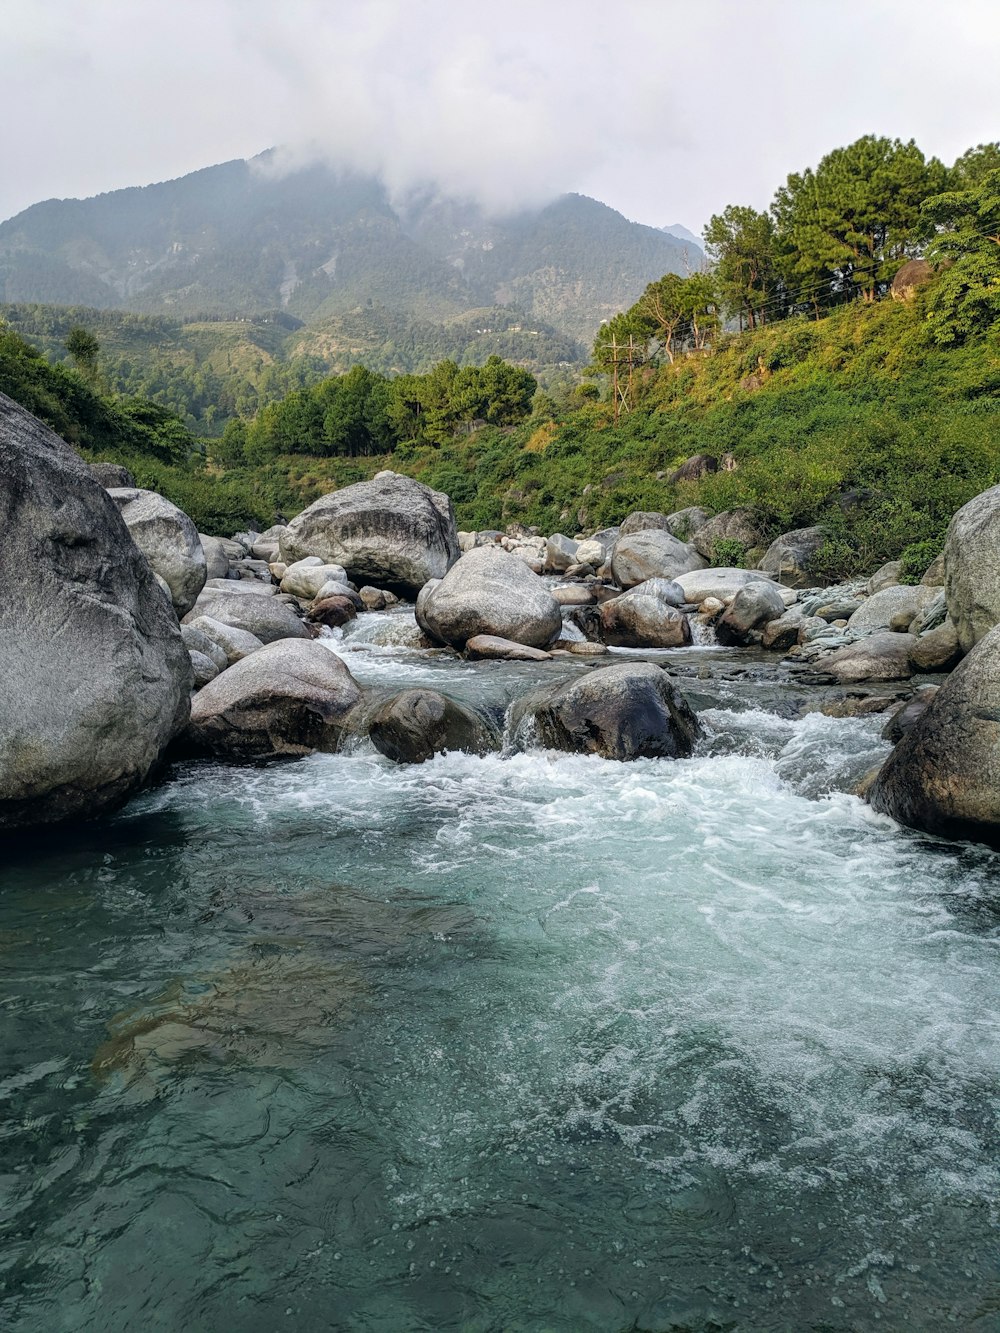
3 387 999 847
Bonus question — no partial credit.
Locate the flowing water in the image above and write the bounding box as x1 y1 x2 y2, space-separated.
2 613 998 1331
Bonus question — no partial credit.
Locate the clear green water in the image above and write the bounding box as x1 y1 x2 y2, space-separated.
1 632 998 1331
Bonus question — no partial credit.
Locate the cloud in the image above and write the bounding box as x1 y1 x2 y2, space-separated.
2 1 1000 230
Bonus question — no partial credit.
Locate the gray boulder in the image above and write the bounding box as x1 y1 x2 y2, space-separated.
816 632 917 683
867 561 903 595
619 511 671 536
756 526 826 588
368 689 493 764
868 625 1000 843
465 635 553 661
881 685 940 744
944 484 1000 651
847 585 936 634
180 625 228 672
186 616 265 665
910 620 962 672
0 392 191 830
544 533 578 572
183 590 309 644
511 662 701 761
278 471 459 598
199 534 231 581
673 567 775 606
90 462 136 489
610 529 707 589
691 509 761 561
184 640 362 760
761 609 805 651
108 488 207 617
189 649 220 689
415 547 562 649
280 559 350 599
716 581 787 645
599 583 691 648
664 507 711 541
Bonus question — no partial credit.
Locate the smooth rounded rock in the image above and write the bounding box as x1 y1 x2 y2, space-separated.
599 586 692 649
673 567 775 606
183 590 309 644
368 689 493 764
416 547 562 650
610 530 707 589
108 487 207 617
278 472 459 598
184 640 362 760
716 581 787 645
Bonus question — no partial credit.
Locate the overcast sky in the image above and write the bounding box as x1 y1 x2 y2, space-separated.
4 0 999 232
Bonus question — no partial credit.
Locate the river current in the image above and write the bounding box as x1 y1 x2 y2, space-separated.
2 613 998 1330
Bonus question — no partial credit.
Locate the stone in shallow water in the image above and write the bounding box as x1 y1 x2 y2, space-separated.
465 635 553 662
368 688 494 763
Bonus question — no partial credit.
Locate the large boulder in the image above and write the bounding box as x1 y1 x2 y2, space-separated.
691 509 761 561
610 529 707 589
544 534 578 572
814 632 917 683
0 393 191 830
184 640 362 760
716 581 787 645
278 471 459 598
183 589 310 644
756 526 826 588
944 484 1000 651
619 511 671 536
847 585 936 634
199 534 231 581
599 582 691 648
868 625 1000 843
511 662 701 762
673 567 775 606
415 547 562 649
367 689 493 764
280 559 350 600
107 488 207 617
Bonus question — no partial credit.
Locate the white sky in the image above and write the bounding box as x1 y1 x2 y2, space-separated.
4 0 999 232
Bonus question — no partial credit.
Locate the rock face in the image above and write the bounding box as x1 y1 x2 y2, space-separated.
0 392 191 830
610 530 707 589
415 547 562 649
368 689 492 764
107 488 207 617
868 625 1000 843
278 472 459 598
756 526 826 588
184 640 362 760
943 484 1000 651
599 583 691 648
512 662 702 761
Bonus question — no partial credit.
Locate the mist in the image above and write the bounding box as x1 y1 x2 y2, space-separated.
4 0 1000 228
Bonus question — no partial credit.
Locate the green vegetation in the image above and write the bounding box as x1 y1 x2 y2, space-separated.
1 135 997 577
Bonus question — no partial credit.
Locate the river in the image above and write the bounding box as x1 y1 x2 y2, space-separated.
2 613 997 1330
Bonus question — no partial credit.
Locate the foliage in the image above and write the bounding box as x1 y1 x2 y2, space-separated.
898 539 943 585
703 206 783 328
710 539 747 568
923 168 1000 344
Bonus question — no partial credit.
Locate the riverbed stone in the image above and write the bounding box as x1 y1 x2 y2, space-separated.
756 526 826 588
881 685 940 744
847 585 936 634
544 533 578 572
716 581 787 646
415 547 563 649
368 689 493 764
619 511 671 536
599 585 692 648
185 616 265 665
189 649 220 689
108 487 207 617
199 535 231 581
307 596 358 629
761 610 806 651
868 624 1000 843
610 529 707 589
465 635 553 661
280 559 350 599
183 590 310 644
180 625 228 672
511 662 702 761
673 567 774 605
816 632 917 683
278 472 459 598
184 640 362 760
0 391 191 830
867 561 903 595
910 620 962 672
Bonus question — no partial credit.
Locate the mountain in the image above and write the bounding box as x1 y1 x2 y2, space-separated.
0 154 702 345
662 223 701 248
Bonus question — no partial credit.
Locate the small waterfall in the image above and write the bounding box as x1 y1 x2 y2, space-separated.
690 614 719 646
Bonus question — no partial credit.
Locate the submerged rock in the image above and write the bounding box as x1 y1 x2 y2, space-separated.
368 689 494 763
0 392 191 830
416 546 562 649
183 640 362 760
278 471 459 598
511 662 701 761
